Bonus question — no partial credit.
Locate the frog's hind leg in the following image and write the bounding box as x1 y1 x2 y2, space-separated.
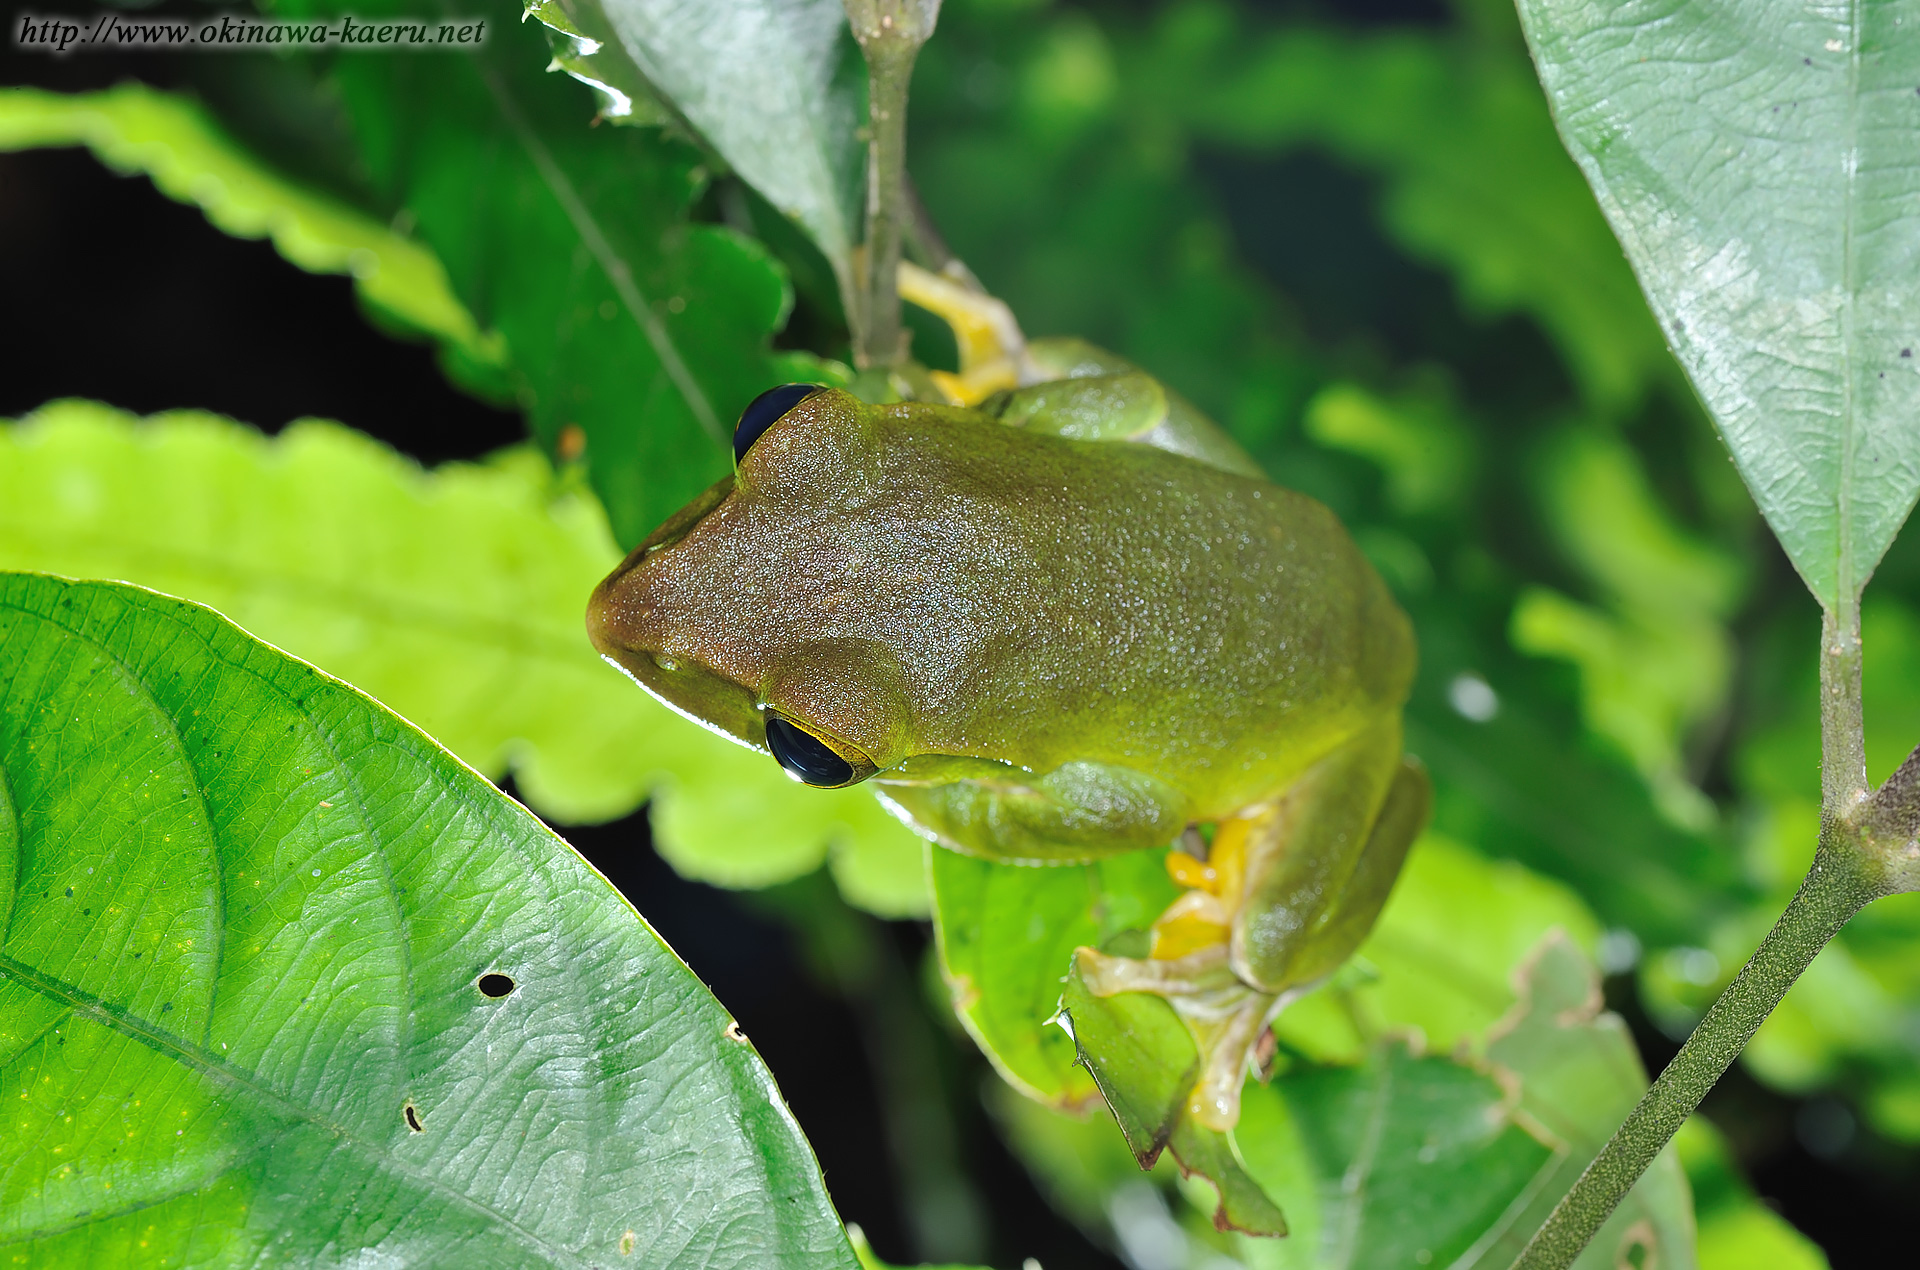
1077 805 1287 1131
1078 723 1428 1132
1177 757 1430 1128
1279 756 1431 989
1230 718 1408 994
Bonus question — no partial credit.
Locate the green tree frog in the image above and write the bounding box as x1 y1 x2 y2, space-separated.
587 317 1429 1134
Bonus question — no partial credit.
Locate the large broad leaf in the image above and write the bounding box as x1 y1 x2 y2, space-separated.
0 572 858 1267
1514 0 1920 609
0 400 927 916
258 0 797 548
0 84 509 400
525 0 865 294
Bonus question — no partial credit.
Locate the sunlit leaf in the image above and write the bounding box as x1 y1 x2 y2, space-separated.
0 573 857 1267
0 400 925 912
1515 0 1920 608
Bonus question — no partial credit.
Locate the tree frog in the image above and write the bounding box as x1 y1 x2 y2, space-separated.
586 304 1429 1134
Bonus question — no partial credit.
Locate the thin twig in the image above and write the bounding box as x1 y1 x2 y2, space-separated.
1510 600 1889 1268
844 1 941 369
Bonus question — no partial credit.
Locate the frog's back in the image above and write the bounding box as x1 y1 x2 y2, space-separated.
855 407 1413 811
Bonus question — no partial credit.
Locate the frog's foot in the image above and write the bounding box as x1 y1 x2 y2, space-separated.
897 260 1039 404
1077 942 1280 1132
1075 813 1285 1131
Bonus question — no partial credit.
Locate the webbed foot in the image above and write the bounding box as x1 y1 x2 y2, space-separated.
1076 812 1283 1131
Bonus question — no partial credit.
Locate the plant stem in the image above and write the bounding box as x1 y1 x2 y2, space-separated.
1822 598 1868 816
844 1 940 369
1509 839 1877 1269
1510 605 1883 1270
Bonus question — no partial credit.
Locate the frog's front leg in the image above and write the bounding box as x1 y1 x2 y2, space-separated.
1079 719 1430 1130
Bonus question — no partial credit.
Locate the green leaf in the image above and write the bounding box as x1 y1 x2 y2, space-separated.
266 0 795 547
524 0 865 296
0 573 858 1267
1239 935 1697 1270
1239 1044 1554 1267
1059 962 1287 1237
1514 0 1920 609
930 847 1179 1108
0 400 925 913
976 845 1705 1265
0 83 508 397
1480 935 1698 1269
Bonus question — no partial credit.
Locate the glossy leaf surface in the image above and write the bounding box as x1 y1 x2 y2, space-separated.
0 401 926 915
0 573 857 1267
1515 0 1920 608
526 0 865 292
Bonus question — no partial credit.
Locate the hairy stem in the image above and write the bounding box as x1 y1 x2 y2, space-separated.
844 1 940 369
1822 599 1868 816
1511 605 1880 1269
1510 839 1877 1269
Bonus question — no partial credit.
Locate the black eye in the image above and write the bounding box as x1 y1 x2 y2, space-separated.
766 715 856 787
734 383 823 463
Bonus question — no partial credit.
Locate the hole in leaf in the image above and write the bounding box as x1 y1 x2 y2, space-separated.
477 973 515 999
403 1103 423 1133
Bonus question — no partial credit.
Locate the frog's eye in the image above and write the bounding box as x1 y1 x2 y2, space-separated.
734 383 824 463
765 714 874 788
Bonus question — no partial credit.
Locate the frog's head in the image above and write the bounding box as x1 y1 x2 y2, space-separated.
587 384 918 789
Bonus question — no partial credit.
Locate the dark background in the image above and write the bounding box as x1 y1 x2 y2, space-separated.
5 2 1915 1264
